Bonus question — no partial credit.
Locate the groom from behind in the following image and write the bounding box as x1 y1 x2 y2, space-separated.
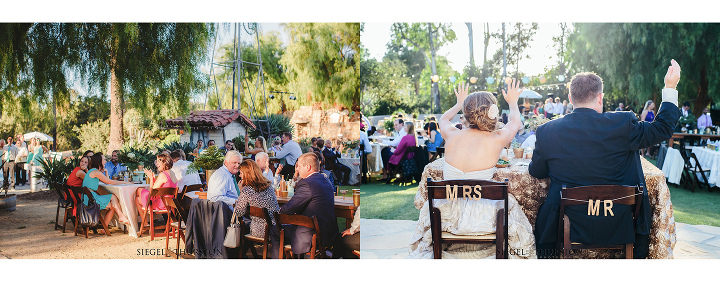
529 59 682 259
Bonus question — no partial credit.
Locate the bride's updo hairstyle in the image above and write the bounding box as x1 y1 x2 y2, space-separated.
463 91 498 132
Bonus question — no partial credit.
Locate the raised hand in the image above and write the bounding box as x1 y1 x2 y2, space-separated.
454 82 470 106
502 78 524 105
664 59 681 89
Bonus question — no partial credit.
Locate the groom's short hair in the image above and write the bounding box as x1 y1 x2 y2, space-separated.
569 72 603 104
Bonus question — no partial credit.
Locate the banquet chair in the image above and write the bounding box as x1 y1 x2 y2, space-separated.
359 143 369 184
163 197 188 258
53 180 73 231
239 206 273 259
137 187 178 241
275 213 326 259
59 182 82 233
678 149 711 192
75 186 112 238
558 184 642 259
386 146 417 186
426 178 509 259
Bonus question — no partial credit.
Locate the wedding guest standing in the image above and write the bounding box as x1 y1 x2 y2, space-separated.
193 139 205 155
275 132 303 179
553 97 564 116
641 100 656 122
2 139 18 192
698 107 713 132
529 59 682 259
208 150 243 208
544 98 554 119
14 135 28 186
244 132 268 160
615 102 625 111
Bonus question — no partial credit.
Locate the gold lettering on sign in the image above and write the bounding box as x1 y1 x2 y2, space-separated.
604 200 614 216
445 185 458 201
588 199 601 216
462 185 472 199
472 185 482 200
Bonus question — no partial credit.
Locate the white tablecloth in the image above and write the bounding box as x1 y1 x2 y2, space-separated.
661 147 684 185
100 183 150 238
368 143 388 173
691 147 720 185
338 158 361 185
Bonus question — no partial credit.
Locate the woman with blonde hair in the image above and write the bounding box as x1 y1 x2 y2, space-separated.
387 121 417 178
244 131 267 160
641 100 656 157
232 159 280 258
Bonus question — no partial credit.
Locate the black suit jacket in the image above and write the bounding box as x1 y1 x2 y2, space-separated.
322 148 341 170
529 101 680 256
279 172 339 254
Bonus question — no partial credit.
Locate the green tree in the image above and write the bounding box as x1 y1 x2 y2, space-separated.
0 23 215 153
566 23 720 115
280 23 361 110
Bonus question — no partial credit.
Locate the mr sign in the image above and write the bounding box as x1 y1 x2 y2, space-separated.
587 199 614 216
445 185 482 201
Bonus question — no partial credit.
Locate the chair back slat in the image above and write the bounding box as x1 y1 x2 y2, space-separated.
561 185 639 206
427 179 508 201
150 187 178 197
183 184 204 194
275 213 315 229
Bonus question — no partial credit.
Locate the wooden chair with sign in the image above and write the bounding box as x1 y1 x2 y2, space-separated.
239 206 273 259
558 184 643 259
426 178 509 259
274 213 327 259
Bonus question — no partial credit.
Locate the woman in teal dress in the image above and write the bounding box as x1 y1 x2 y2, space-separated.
82 153 131 227
31 138 47 166
26 138 35 166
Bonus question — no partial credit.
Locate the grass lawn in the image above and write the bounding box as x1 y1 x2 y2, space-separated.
360 158 720 227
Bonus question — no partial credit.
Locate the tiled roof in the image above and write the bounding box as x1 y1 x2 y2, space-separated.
165 110 257 130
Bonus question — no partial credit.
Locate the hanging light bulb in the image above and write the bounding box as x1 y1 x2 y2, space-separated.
449 76 457 83
539 77 547 84
484 77 492 84
470 76 478 84
558 75 566 82
522 76 530 84
431 75 440 83
505 77 513 85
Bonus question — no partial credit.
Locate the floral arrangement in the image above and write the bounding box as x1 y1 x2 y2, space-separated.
524 116 553 132
187 145 225 174
510 140 521 149
117 146 156 171
383 119 395 133
343 139 359 150
678 114 697 130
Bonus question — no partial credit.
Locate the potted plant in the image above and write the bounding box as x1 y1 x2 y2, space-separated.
511 141 524 158
187 145 225 181
117 146 156 172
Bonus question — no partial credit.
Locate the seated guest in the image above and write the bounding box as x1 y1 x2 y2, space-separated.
105 150 127 179
67 156 90 187
169 150 201 193
380 118 406 180
135 153 179 211
279 153 339 257
314 151 336 189
310 137 321 153
275 132 303 180
387 122 417 176
514 124 531 145
219 140 235 154
255 152 277 186
268 138 282 154
82 150 94 158
338 206 360 259
529 60 682 258
698 107 713 132
83 153 131 227
207 140 216 147
232 159 281 258
424 122 444 162
193 139 205 155
244 132 268 160
208 150 243 208
321 139 351 186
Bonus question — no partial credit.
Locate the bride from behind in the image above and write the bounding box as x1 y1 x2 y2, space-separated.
440 79 523 177
409 79 535 259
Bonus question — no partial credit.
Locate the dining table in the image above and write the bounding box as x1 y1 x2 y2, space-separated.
99 182 151 238
276 195 358 227
413 157 676 259
367 143 388 173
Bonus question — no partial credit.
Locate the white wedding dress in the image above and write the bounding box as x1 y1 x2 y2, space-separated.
408 160 536 259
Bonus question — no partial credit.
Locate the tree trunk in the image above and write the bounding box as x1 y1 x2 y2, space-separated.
483 23 489 66
108 67 124 154
466 23 474 68
693 65 711 117
428 23 440 113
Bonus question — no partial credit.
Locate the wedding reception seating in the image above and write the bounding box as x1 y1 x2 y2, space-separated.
558 185 643 259
163 197 188 259
386 146 417 185
53 181 73 231
427 178 509 259
137 187 178 240
275 213 325 259
100 182 150 237
76 186 112 238
239 206 273 259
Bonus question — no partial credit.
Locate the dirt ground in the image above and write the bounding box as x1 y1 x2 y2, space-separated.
0 191 179 259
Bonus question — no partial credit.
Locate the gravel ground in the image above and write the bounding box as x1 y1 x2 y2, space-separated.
0 193 179 259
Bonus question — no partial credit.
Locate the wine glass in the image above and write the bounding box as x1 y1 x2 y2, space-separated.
339 189 349 201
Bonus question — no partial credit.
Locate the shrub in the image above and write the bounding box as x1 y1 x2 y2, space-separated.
74 119 110 153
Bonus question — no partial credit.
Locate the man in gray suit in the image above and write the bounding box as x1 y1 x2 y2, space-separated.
2 137 19 192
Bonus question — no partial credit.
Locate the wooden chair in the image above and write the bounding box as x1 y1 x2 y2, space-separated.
558 184 643 259
75 186 112 238
239 206 273 259
162 196 188 258
386 146 417 185
136 187 178 241
679 148 711 192
427 178 509 259
275 213 326 259
59 182 83 233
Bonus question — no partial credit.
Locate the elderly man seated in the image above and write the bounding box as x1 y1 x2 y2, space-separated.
254 152 278 187
278 152 340 258
170 149 202 193
208 150 243 207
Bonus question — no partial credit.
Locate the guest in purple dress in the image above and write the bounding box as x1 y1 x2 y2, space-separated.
640 100 656 157
388 122 417 173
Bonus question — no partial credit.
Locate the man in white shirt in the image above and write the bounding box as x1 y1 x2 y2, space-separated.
14 135 28 186
544 98 555 119
553 97 564 116
681 101 691 117
208 150 242 208
255 152 277 187
169 150 201 193
697 107 713 132
380 118 407 179
275 132 303 179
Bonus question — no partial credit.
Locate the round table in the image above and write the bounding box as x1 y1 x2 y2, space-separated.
337 158 361 185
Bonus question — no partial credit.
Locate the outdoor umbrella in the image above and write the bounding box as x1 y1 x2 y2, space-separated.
23 132 54 141
519 90 542 99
